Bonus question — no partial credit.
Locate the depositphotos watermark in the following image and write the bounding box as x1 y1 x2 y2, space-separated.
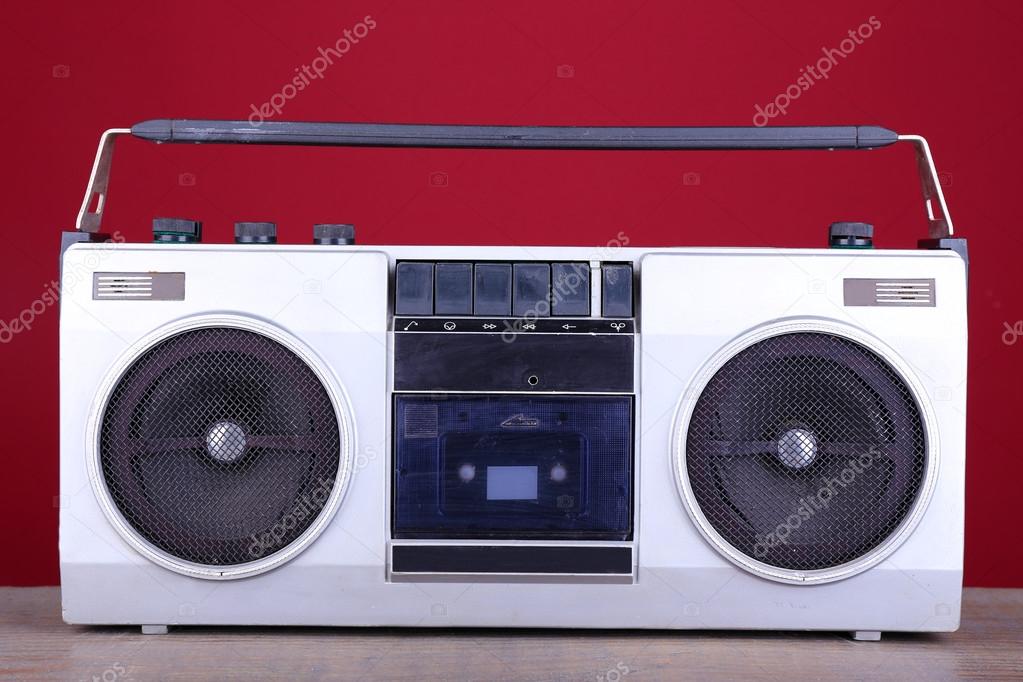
1002 321 1023 346
82 662 127 682
501 231 630 343
248 476 334 558
752 16 882 127
1 231 125 345
248 15 378 126
596 662 631 682
752 447 879 559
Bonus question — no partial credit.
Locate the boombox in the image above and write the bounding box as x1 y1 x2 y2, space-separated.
59 120 967 640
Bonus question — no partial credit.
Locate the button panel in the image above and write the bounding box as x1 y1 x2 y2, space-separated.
395 261 633 319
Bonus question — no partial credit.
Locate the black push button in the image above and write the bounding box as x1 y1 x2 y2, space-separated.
552 263 590 316
435 263 473 315
513 263 551 317
602 264 633 317
474 264 512 316
395 262 434 315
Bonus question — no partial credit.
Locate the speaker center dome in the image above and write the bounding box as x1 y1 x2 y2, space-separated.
206 420 248 463
776 428 817 469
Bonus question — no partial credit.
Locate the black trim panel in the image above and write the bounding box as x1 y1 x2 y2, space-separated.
394 332 634 392
391 545 633 574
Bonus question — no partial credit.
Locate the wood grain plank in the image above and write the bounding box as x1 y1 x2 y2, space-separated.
1 588 1021 681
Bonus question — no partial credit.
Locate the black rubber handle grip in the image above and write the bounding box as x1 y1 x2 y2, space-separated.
131 119 898 151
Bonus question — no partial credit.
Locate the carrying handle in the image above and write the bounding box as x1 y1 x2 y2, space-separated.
129 119 899 150
76 120 953 238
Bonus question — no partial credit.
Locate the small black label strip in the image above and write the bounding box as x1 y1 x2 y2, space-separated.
394 317 635 334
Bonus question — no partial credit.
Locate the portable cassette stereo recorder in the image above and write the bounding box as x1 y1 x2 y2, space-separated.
59 120 967 640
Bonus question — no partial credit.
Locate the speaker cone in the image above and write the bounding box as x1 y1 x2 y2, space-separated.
98 326 343 569
683 331 927 574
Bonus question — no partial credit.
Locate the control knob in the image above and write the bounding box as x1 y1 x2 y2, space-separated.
235 222 277 244
313 223 356 245
153 217 202 243
829 222 874 248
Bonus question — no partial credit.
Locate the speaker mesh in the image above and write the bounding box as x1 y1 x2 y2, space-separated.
685 332 926 572
99 327 341 567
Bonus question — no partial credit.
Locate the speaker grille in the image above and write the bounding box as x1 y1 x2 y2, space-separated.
99 327 341 567
684 332 926 572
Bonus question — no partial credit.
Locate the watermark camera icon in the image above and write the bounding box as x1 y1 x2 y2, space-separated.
178 172 196 187
555 64 575 78
302 279 323 294
429 171 448 187
52 64 70 78
682 171 702 186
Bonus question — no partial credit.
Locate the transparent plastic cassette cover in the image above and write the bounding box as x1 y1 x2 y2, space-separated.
393 395 633 540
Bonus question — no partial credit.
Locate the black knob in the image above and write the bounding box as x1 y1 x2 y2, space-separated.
153 217 201 243
829 222 874 249
235 222 277 244
313 223 355 245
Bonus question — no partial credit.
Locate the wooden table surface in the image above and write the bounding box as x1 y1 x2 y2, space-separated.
1 587 1021 681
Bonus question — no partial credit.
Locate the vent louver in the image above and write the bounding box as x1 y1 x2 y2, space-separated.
92 272 185 300
843 278 935 307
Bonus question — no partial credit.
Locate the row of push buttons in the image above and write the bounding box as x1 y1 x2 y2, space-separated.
395 262 633 318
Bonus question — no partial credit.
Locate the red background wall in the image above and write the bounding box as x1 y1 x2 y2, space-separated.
1 0 1020 586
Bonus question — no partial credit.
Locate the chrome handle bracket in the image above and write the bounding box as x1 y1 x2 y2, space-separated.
898 134 954 239
75 128 130 233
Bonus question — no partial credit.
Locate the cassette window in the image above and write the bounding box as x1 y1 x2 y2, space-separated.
393 394 634 540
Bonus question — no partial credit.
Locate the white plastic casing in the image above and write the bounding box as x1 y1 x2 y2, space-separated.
59 243 966 632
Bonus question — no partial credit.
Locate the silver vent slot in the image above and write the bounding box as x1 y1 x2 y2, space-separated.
93 272 185 301
843 278 935 307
